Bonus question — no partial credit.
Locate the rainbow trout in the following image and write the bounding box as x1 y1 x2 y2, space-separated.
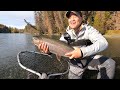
32 36 74 59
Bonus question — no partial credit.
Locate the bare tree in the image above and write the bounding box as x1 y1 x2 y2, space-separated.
81 11 93 24
53 11 65 34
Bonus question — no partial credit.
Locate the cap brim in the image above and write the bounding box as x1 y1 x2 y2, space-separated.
66 11 80 18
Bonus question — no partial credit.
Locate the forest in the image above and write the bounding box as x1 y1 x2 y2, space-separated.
32 11 120 36
1 11 120 36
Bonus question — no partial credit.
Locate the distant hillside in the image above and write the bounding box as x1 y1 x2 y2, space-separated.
0 24 11 33
0 24 22 33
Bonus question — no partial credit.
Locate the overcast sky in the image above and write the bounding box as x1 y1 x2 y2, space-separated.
0 11 35 29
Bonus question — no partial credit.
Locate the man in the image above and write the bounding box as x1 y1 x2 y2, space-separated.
37 11 116 79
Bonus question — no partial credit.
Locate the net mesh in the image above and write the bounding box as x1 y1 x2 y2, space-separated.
17 51 69 76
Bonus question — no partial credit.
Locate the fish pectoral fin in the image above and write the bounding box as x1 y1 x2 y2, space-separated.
56 54 61 61
48 53 61 61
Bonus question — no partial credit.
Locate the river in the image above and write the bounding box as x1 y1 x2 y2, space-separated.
0 33 38 79
0 34 120 79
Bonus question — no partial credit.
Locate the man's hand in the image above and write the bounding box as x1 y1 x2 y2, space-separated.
65 47 82 59
38 42 50 54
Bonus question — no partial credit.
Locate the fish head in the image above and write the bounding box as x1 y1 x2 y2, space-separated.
32 36 43 46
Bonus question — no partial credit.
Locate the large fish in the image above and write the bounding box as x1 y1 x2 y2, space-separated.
32 35 92 57
32 36 74 60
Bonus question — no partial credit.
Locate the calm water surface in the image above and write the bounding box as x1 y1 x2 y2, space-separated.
0 33 37 79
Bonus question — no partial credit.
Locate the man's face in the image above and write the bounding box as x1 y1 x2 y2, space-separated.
68 13 82 30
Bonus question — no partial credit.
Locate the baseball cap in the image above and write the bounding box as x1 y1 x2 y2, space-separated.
66 11 82 18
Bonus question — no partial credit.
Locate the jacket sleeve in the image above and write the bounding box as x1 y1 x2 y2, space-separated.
80 26 108 58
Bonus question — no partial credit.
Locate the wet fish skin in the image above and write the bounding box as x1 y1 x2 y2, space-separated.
32 36 74 57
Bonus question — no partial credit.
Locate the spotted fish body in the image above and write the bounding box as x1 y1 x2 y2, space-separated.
32 36 74 57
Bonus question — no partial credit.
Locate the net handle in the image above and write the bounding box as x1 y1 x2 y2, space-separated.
48 65 69 78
